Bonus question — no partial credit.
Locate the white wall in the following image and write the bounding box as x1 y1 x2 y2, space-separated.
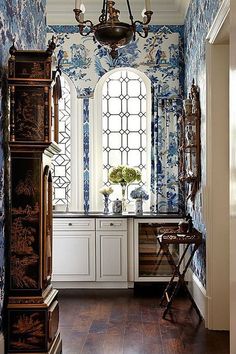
206 42 229 330
230 1 236 352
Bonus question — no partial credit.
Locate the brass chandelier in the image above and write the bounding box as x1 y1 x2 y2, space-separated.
74 0 153 58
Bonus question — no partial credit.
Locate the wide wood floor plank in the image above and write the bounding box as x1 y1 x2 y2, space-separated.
58 289 229 354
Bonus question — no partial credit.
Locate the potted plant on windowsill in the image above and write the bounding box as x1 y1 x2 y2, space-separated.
109 165 141 212
130 187 149 214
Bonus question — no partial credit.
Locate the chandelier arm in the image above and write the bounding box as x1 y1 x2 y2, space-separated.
134 20 144 26
79 20 94 36
134 10 153 27
74 9 83 23
126 0 135 25
78 20 94 37
135 27 149 39
74 9 94 36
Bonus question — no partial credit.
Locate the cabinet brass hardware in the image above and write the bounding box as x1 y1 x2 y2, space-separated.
110 223 114 226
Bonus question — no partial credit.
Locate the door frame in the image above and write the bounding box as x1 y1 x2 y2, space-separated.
205 0 230 330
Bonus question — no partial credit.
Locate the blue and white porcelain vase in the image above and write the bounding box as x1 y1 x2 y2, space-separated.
135 198 143 215
103 195 109 214
112 199 122 214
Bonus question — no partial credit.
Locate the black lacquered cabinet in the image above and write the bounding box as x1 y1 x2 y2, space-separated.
6 42 62 354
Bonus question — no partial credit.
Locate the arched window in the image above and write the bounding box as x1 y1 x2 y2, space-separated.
52 76 71 206
52 75 83 211
91 68 152 212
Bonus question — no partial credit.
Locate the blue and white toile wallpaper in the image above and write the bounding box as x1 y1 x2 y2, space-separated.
0 0 47 333
184 0 222 286
48 25 185 97
48 25 185 213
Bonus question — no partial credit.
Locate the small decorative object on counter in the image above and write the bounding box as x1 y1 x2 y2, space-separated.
130 187 149 215
135 199 143 215
112 199 122 214
99 186 113 214
103 195 109 214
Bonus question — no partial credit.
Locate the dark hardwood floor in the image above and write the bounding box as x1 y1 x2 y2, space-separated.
58 287 229 354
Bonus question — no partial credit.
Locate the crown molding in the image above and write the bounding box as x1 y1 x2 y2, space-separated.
46 0 189 26
206 0 230 44
175 0 191 18
46 12 186 26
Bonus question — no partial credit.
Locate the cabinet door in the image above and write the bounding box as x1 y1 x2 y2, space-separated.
96 231 127 281
53 230 95 281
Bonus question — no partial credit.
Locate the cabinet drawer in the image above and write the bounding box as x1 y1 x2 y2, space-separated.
53 218 95 231
96 218 127 231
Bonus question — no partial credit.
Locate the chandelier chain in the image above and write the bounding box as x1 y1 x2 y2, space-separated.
126 0 134 25
99 0 107 23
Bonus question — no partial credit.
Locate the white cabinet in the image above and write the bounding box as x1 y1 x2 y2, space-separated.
53 219 95 282
53 216 183 287
96 218 127 281
53 217 128 286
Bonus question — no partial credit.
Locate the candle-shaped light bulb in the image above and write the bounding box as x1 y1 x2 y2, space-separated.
79 3 85 22
75 0 81 10
145 0 151 11
80 3 85 13
142 8 147 22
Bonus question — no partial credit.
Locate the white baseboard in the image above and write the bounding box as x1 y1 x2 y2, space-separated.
52 281 129 289
187 269 207 322
0 332 4 354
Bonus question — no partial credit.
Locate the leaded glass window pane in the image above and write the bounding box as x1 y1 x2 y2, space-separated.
102 70 147 203
52 76 71 205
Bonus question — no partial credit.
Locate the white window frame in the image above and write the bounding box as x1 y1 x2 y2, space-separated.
90 67 152 212
53 74 84 212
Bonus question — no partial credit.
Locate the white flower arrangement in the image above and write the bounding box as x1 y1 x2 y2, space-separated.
99 186 114 196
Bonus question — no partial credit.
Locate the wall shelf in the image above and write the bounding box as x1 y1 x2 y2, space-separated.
179 80 201 205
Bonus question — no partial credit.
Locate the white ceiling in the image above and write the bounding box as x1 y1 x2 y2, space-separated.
46 0 190 25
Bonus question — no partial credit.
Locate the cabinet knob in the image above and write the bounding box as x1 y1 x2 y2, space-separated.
110 223 114 226
68 223 72 226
